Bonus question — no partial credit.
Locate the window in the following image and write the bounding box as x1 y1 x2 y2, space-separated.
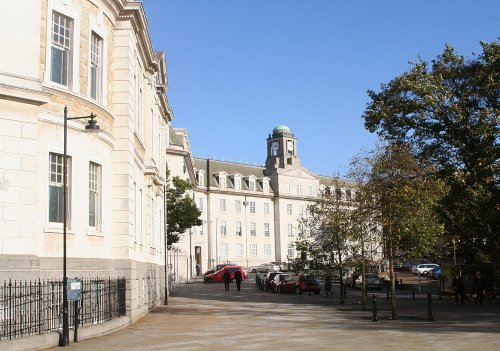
90 32 103 101
264 244 271 257
89 162 101 229
250 244 257 256
249 179 256 192
199 224 204 236
250 222 256 236
235 243 243 257
308 186 313 196
297 184 302 195
198 172 204 187
236 221 242 236
264 223 270 237
298 205 304 216
249 201 256 214
263 181 269 194
288 224 294 237
49 153 70 223
219 176 226 189
51 12 73 87
220 243 228 257
220 220 227 236
235 200 242 213
287 204 292 215
288 244 295 258
197 197 204 211
234 177 241 191
220 199 226 212
263 203 270 215
150 197 155 246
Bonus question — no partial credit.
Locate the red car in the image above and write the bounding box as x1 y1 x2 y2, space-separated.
204 266 247 283
278 274 321 295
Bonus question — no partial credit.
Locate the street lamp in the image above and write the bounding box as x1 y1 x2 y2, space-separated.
61 106 99 347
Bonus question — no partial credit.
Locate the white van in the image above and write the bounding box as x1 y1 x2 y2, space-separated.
416 263 440 275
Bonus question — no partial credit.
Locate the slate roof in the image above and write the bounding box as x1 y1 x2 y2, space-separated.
193 158 271 192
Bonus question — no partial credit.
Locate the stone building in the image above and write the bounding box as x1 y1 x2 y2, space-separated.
169 125 361 276
0 0 171 323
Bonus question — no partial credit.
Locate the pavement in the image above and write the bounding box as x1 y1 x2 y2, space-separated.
49 275 500 351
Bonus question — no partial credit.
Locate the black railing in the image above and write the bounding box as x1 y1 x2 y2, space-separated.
0 278 126 340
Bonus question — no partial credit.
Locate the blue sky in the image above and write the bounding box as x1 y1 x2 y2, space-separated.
141 0 499 177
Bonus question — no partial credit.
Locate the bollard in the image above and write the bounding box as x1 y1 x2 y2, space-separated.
427 293 434 321
412 285 415 300
372 295 378 322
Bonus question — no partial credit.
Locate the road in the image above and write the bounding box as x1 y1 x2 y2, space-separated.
51 274 500 351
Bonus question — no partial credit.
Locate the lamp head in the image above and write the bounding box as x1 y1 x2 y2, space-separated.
85 113 100 132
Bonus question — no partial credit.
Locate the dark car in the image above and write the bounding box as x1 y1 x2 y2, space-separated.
278 274 321 295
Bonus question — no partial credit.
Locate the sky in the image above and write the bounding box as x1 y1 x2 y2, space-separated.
141 0 499 177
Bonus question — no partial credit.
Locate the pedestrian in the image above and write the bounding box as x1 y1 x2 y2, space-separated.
223 269 231 291
473 271 486 305
195 263 201 277
234 269 243 291
324 275 333 297
451 273 465 305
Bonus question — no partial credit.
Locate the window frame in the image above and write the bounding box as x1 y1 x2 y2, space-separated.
88 161 102 231
48 152 71 226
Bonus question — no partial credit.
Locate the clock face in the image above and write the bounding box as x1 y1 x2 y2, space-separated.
271 141 279 151
287 140 294 151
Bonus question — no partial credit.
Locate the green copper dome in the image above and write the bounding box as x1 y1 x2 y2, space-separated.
273 125 290 133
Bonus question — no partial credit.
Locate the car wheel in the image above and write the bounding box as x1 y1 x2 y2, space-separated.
206 278 213 283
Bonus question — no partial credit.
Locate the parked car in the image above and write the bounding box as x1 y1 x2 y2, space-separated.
278 274 321 295
354 273 384 289
416 264 440 276
264 271 282 291
272 273 295 293
248 263 280 273
395 260 417 272
203 263 238 277
429 266 442 279
270 261 288 271
204 266 247 283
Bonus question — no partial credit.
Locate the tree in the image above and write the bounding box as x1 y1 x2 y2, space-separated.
298 179 359 304
363 40 500 263
166 172 202 245
359 143 446 319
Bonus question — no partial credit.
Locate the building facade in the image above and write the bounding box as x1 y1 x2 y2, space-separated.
0 0 172 323
170 125 360 275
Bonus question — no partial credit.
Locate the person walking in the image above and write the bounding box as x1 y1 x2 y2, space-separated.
473 271 486 305
223 269 231 292
234 269 243 291
195 263 201 277
324 275 333 297
451 273 465 305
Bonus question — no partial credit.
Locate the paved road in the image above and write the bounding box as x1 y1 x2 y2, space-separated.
52 276 500 351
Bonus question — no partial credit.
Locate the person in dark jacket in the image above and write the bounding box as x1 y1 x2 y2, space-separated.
451 273 465 305
223 269 231 291
234 269 243 291
473 271 486 305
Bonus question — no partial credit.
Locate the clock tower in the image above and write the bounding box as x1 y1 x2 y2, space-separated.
265 125 300 172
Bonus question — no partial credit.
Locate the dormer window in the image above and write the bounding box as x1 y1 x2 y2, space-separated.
197 171 205 187
219 175 226 189
263 180 269 194
249 179 256 192
234 177 241 191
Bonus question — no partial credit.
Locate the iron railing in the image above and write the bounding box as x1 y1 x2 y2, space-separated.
0 278 126 340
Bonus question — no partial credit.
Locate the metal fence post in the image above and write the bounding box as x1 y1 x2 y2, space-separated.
372 295 378 322
427 293 434 321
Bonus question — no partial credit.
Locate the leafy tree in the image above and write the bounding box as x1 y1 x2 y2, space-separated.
298 179 359 304
166 172 202 245
363 41 500 263
359 143 446 319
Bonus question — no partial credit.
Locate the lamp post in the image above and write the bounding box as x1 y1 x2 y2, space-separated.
61 106 99 347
